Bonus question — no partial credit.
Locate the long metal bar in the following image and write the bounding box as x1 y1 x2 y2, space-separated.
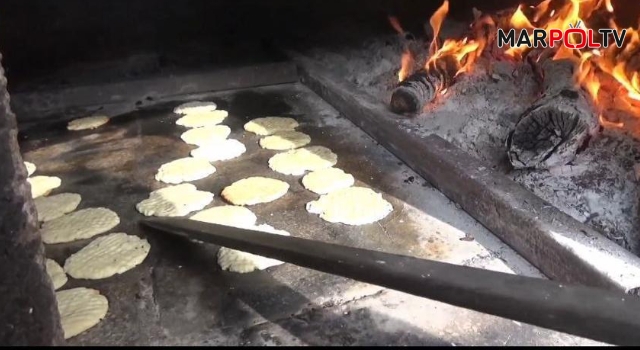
140 217 640 346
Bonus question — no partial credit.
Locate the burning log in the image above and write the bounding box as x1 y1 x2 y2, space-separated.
389 0 481 115
390 55 459 114
0 53 64 345
506 59 599 169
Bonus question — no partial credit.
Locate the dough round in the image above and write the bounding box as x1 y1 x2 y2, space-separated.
302 168 355 195
155 157 216 184
306 187 393 225
67 116 109 131
173 101 217 115
259 131 311 150
268 146 338 176
176 110 228 128
221 177 289 206
244 117 299 136
34 193 82 222
64 232 151 280
56 287 108 339
24 161 36 176
190 139 246 162
217 224 289 273
41 207 120 244
46 259 68 290
180 125 231 146
190 205 258 228
136 184 214 217
28 176 62 199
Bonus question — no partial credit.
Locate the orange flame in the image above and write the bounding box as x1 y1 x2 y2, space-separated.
399 51 414 81
389 16 405 35
503 5 536 58
429 0 450 55
511 5 534 29
576 51 601 99
424 0 486 78
389 16 415 82
393 0 640 129
604 0 614 13
533 0 552 22
600 114 624 128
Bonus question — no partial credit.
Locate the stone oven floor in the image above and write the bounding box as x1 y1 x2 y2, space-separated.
300 23 640 255
19 83 599 346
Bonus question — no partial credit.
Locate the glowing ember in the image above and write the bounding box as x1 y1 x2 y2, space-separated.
392 0 640 130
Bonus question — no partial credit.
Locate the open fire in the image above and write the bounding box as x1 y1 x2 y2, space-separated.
390 0 640 169
391 0 639 127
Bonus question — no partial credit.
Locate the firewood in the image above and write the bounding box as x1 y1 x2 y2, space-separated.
0 53 64 345
390 55 459 114
506 59 599 169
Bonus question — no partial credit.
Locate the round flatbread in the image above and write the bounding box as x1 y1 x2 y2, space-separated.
190 205 258 228
136 184 214 217
217 224 290 273
306 187 393 225
56 287 108 339
24 161 36 176
221 177 289 206
190 139 246 162
155 157 216 184
268 146 338 176
34 193 82 222
64 233 151 280
176 110 228 128
173 101 217 115
301 168 355 195
46 259 68 290
244 117 299 136
180 125 231 146
41 207 120 244
67 116 109 131
259 131 311 150
27 176 62 199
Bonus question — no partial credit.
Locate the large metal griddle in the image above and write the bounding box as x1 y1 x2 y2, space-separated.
18 58 638 345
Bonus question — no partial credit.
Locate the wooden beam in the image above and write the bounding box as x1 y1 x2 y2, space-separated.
292 53 640 293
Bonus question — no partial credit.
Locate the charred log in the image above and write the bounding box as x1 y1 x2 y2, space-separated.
390 55 459 115
0 53 64 345
506 59 599 169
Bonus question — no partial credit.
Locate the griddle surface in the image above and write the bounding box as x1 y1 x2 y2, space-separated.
19 83 587 346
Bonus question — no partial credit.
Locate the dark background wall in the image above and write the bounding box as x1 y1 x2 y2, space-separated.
0 1 520 84
0 0 636 88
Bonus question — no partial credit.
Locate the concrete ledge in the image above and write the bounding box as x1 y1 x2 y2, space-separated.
293 53 640 293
